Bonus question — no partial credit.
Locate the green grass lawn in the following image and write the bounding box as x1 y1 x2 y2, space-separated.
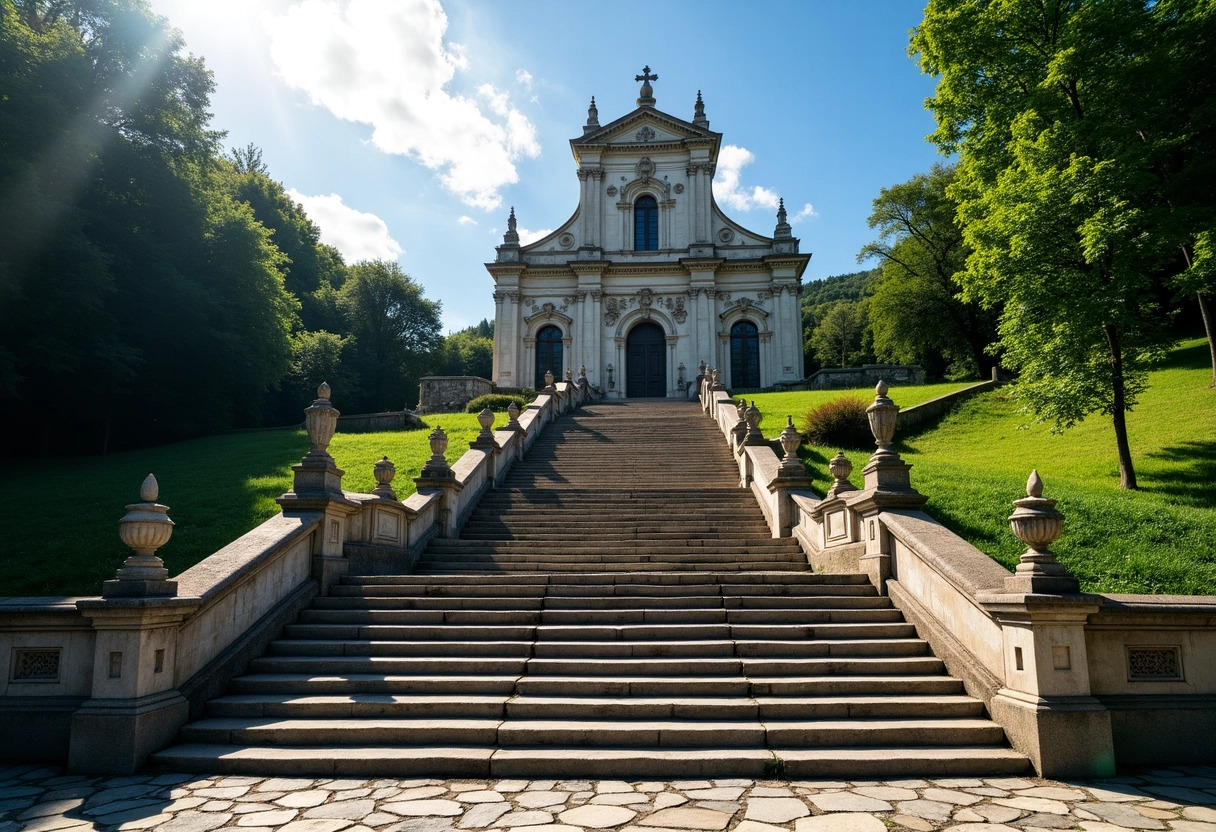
745 381 980 431
0 413 483 597
780 339 1216 596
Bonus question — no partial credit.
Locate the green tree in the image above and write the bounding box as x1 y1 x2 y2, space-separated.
339 261 441 410
912 0 1216 488
438 320 495 379
800 270 878 374
859 164 997 379
0 0 301 451
810 301 868 368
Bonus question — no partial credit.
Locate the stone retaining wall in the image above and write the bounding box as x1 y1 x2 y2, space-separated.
417 376 493 413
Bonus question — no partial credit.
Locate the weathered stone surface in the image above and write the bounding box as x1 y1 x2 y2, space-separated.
396 789 451 803
489 811 554 828
457 803 512 829
19 798 86 818
589 794 649 807
684 789 743 802
277 792 334 809
307 801 379 821
381 802 465 818
733 821 786 832
852 787 917 801
276 820 357 832
1081 801 1166 829
238 810 300 826
1170 823 1216 832
650 795 686 810
889 814 934 832
808 793 891 813
558 805 637 828
154 811 233 832
1017 813 1074 828
992 797 1069 815
115 813 174 829
793 814 887 832
457 793 506 805
921 788 982 806
743 798 809 823
637 807 733 830
383 819 455 832
515 793 568 809
1186 807 1216 823
1015 787 1087 801
893 800 952 822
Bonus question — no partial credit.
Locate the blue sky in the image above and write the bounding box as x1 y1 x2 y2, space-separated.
147 0 944 332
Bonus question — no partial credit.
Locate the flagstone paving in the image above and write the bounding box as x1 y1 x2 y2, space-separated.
2 764 1215 832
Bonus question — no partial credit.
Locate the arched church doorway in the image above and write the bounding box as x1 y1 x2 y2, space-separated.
535 325 563 389
626 322 666 397
730 320 761 389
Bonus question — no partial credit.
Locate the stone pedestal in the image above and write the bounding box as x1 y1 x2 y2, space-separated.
981 594 1116 778
70 598 199 773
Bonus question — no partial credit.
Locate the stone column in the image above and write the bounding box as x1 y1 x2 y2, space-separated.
759 331 773 388
70 476 199 774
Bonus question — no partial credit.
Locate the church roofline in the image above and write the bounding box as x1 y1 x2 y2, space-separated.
571 104 722 158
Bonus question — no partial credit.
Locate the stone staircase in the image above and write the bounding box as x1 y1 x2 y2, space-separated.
154 400 1028 778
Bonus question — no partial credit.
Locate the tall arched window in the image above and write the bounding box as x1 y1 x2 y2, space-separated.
634 195 658 251
730 320 761 389
535 326 563 389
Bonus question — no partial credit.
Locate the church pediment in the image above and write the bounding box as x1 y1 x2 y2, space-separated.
574 107 718 150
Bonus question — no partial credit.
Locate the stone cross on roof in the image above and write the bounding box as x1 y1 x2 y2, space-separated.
635 65 657 107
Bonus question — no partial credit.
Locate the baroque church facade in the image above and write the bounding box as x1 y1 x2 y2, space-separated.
487 68 810 397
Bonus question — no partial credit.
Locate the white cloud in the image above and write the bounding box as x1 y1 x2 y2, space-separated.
793 203 818 222
265 0 539 210
519 227 553 245
516 68 534 89
288 190 404 262
458 215 477 226
714 145 781 212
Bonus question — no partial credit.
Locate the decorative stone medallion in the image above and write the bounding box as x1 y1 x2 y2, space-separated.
718 228 735 243
558 232 575 249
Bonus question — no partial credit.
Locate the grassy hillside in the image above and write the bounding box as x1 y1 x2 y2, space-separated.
753 339 1215 595
0 413 482 597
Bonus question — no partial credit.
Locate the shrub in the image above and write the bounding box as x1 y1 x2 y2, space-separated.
466 390 537 413
801 395 873 449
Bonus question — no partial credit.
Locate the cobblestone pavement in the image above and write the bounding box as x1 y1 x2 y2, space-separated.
2 764 1215 832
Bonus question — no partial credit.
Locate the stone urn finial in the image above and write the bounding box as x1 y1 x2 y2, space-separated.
545 370 555 390
777 415 807 476
372 456 397 500
304 381 340 459
506 401 522 431
419 426 454 479
565 368 573 382
1005 470 1078 594
826 451 858 498
106 474 177 597
578 364 587 381
866 380 899 456
743 400 765 445
730 399 748 443
471 407 498 450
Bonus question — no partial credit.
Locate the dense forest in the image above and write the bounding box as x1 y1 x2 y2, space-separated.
0 0 491 456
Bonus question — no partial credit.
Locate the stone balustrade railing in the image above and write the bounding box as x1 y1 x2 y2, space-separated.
698 370 1216 778
0 378 596 773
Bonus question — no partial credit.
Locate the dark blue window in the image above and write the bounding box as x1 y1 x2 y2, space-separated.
634 196 658 251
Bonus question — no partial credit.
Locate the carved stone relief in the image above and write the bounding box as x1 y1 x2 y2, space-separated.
635 126 656 142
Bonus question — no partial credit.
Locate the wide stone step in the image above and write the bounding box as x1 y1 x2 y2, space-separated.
416 560 808 573
341 571 872 586
208 693 508 719
268 640 534 657
248 656 530 674
231 673 520 695
150 743 1028 778
283 624 538 641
